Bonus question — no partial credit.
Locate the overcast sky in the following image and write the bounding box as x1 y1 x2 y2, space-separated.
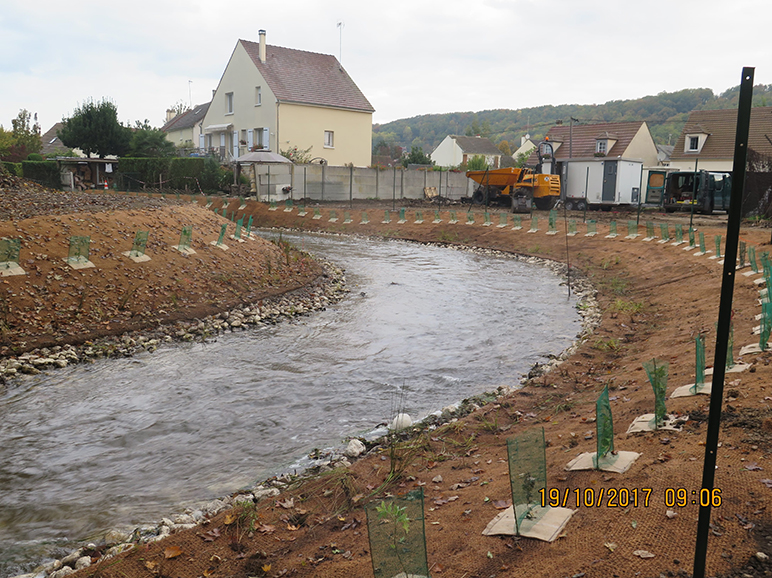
1 0 769 134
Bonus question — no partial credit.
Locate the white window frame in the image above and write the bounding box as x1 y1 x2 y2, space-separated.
596 140 607 154
255 86 262 106
688 136 699 151
225 92 234 115
324 130 334 149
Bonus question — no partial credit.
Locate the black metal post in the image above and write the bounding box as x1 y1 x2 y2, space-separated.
692 67 754 578
349 164 353 209
267 165 271 203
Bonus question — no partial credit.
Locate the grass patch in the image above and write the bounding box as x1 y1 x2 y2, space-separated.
610 299 644 314
593 337 621 351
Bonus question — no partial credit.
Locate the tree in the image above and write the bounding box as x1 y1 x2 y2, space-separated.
11 109 42 157
0 126 13 159
58 98 132 158
126 120 176 157
401 146 433 167
497 140 512 156
466 155 488 171
514 150 531 168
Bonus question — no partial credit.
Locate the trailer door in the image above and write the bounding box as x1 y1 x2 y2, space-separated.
645 170 666 205
602 161 617 202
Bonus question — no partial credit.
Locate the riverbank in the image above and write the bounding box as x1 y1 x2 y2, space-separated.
6 188 772 578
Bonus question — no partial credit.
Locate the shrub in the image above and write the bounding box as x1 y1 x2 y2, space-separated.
26 153 44 161
21 160 60 188
1 162 22 177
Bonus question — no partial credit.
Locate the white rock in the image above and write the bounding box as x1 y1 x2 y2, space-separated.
344 439 366 458
50 567 74 578
74 556 91 570
432 475 443 483
756 551 769 561
160 517 174 527
171 523 197 532
157 525 171 538
173 513 196 525
104 529 129 545
389 413 413 431
60 550 83 566
8 573 40 578
253 487 280 501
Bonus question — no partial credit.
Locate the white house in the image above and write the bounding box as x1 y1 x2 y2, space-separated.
430 135 502 168
161 102 211 149
201 30 375 166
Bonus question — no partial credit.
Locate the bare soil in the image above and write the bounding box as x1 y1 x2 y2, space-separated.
5 182 772 578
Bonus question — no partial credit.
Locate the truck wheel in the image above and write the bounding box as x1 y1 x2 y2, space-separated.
565 200 574 211
576 200 587 211
472 188 485 205
533 196 556 210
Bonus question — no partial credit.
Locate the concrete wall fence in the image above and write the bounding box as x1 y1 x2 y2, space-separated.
250 164 475 202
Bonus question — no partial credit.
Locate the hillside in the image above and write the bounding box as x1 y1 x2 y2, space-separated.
373 84 772 155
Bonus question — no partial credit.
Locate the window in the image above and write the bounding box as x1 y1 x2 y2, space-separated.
596 140 607 154
689 136 699 151
255 86 262 106
225 92 234 114
324 130 334 148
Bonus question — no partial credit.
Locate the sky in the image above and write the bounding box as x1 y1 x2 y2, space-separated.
1 0 770 134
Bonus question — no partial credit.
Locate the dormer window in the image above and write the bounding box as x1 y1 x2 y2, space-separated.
596 140 607 154
684 132 708 153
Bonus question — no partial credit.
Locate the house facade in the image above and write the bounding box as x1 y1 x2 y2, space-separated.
430 135 502 168
201 30 374 166
162 102 211 150
669 107 772 171
529 121 660 167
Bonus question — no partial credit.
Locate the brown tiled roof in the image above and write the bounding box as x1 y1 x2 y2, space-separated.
525 121 646 165
448 135 502 156
670 107 772 160
162 102 211 132
240 40 374 113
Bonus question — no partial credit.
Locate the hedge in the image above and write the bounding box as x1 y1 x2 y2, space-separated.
1 162 22 177
21 161 60 189
117 157 223 193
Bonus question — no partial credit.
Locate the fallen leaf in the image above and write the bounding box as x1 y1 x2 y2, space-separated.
262 563 272 572
633 549 655 559
144 560 159 573
604 542 617 552
164 545 184 559
760 479 772 488
745 463 763 471
277 498 294 509
631 520 638 529
492 500 511 510
258 523 276 534
487 551 494 559
287 523 300 531
223 512 237 525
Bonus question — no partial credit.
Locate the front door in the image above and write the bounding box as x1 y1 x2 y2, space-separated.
602 161 617 202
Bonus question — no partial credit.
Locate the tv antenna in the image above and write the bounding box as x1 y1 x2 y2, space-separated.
188 80 192 109
337 21 344 68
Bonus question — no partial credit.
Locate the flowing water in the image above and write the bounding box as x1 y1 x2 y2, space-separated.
0 233 581 575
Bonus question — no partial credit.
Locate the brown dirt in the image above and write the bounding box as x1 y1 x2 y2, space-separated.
7 186 772 578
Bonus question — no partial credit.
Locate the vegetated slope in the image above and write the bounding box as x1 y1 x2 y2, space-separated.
374 84 772 153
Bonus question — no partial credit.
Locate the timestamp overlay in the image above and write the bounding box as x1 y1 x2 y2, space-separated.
539 487 722 509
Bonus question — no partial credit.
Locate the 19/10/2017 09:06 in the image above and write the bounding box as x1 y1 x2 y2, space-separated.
539 487 723 508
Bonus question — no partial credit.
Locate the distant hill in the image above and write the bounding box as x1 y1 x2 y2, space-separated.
373 85 772 157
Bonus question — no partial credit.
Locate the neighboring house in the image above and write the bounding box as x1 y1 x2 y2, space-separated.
40 123 85 158
512 134 537 160
202 30 374 166
527 121 660 167
430 135 502 168
162 102 211 149
669 107 772 171
656 144 674 165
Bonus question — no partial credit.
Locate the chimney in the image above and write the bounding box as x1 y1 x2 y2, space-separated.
258 29 266 63
166 109 176 122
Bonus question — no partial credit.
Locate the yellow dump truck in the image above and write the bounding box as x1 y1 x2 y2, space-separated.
466 167 561 211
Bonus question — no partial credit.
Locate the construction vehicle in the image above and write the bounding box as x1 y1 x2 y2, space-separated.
663 170 732 214
466 140 561 211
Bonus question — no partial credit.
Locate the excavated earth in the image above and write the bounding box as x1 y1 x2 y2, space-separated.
5 179 772 578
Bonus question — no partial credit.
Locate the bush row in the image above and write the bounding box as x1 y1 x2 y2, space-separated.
21 161 61 189
117 157 230 193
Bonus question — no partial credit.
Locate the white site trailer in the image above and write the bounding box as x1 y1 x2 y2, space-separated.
561 157 643 210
